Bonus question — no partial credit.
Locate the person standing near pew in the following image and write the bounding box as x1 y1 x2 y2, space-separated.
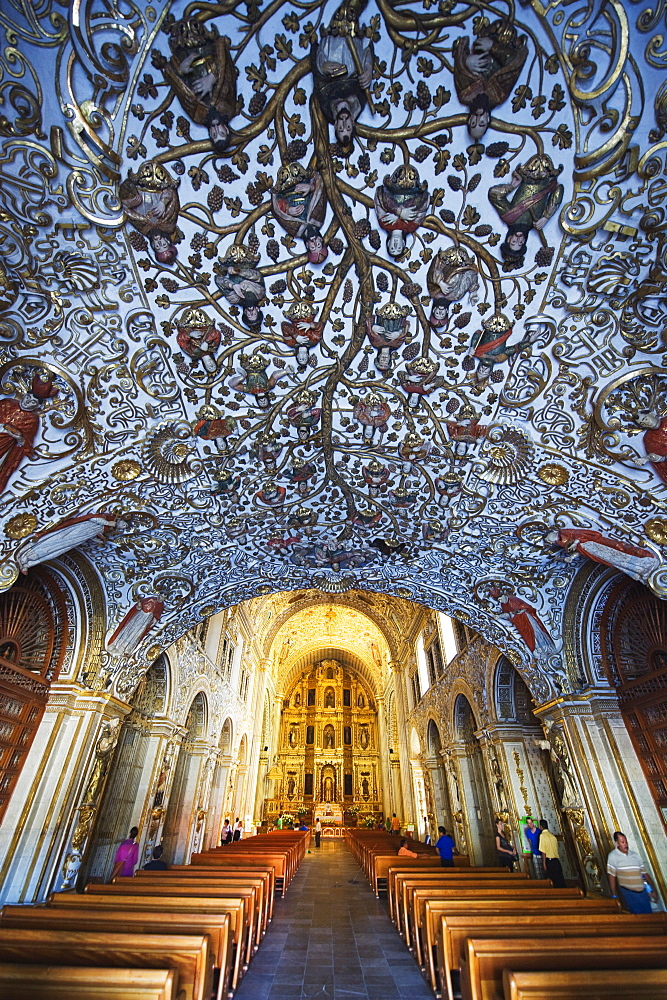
495 818 518 871
233 817 243 841
524 816 545 879
315 817 322 848
390 813 401 835
221 818 233 844
607 830 657 914
110 826 139 881
435 825 457 868
143 845 168 870
538 819 565 887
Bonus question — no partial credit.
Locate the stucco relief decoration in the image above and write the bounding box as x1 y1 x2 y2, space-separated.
0 0 664 698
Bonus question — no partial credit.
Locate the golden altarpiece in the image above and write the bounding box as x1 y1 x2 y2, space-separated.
271 658 381 822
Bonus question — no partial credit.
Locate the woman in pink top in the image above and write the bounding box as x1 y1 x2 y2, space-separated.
111 826 139 880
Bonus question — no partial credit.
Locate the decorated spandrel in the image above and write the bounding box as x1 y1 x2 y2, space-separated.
1 0 666 690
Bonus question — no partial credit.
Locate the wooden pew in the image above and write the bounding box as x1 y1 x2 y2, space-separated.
0 928 213 1000
460 935 667 1000
0 965 178 1000
190 852 291 895
388 867 511 924
116 873 269 941
142 865 276 921
397 875 544 947
86 881 259 962
371 855 457 897
49 892 247 992
503 967 667 1000
439 911 667 1000
424 896 620 996
1 905 232 1000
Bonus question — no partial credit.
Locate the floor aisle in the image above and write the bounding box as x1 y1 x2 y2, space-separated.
233 839 434 1000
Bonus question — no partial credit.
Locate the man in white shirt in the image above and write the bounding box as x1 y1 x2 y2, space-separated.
607 830 656 913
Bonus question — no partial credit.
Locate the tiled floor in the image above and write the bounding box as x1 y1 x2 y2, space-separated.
233 839 434 1000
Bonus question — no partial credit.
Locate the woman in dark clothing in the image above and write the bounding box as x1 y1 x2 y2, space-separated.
495 818 518 871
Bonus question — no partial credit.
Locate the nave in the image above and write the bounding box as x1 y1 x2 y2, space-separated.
234 839 433 1000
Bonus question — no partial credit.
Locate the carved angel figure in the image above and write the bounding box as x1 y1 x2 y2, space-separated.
282 301 324 366
354 392 391 440
633 407 667 484
547 527 660 585
489 584 556 654
374 165 429 258
453 20 528 140
230 353 279 409
311 0 374 154
119 161 180 264
193 404 236 453
427 247 479 330
0 373 58 496
398 357 441 408
107 598 164 657
176 308 221 374
488 154 563 267
469 312 541 382
287 389 321 440
272 164 328 263
215 245 266 328
366 302 410 371
17 512 115 575
152 17 238 150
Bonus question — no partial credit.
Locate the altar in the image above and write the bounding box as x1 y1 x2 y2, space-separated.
314 802 344 824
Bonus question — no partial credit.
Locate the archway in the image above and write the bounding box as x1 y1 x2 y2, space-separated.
161 691 207 864
80 657 167 884
208 717 234 848
425 719 452 839
454 694 495 864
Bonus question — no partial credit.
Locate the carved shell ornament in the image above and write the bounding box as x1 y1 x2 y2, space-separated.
478 426 535 485
143 422 197 484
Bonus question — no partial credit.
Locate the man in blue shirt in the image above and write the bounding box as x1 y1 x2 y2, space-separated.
435 826 456 868
524 816 544 878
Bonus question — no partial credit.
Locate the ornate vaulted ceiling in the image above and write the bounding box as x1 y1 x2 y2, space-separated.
0 0 665 701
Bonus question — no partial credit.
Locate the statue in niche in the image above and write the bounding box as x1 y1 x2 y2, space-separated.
361 777 369 798
288 728 297 747
536 725 580 809
366 303 410 372
323 775 334 801
324 727 335 748
547 527 660 585
152 18 238 151
427 248 479 332
282 301 324 367
311 0 374 155
176 308 220 375
0 373 59 497
325 689 335 709
453 20 528 142
214 246 266 329
357 692 365 708
287 776 296 798
272 164 328 263
119 161 180 264
488 154 563 269
294 692 301 706
359 728 369 750
17 512 116 575
374 165 429 259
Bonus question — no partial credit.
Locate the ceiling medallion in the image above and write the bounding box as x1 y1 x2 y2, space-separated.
111 459 142 482
645 518 667 546
538 464 569 486
4 514 38 539
478 427 535 485
143 423 196 485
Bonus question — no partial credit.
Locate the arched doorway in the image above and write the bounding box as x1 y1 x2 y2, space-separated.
601 580 667 832
454 694 495 864
207 717 233 848
162 691 207 864
425 719 452 838
0 575 67 825
80 657 167 884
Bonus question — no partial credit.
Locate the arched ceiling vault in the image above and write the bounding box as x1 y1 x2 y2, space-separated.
281 647 380 699
0 1 665 709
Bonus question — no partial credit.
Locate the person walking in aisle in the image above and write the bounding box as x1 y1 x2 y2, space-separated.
607 830 657 913
314 817 322 848
110 826 139 881
390 813 401 835
435 826 457 868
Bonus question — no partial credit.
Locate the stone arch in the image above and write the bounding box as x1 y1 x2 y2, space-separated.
161 691 207 864
453 693 495 865
493 655 539 725
424 718 452 837
237 733 248 764
80 655 169 884
427 718 442 756
220 717 233 754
